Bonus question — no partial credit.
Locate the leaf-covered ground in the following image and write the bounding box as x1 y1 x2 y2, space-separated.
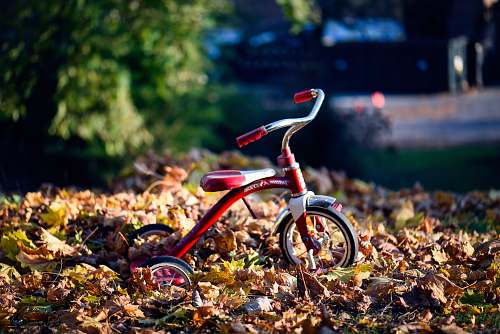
1 149 498 333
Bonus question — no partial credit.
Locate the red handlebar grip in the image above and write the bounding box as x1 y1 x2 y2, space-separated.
294 89 316 104
236 126 268 148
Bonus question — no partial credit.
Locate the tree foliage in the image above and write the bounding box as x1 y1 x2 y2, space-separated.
0 0 318 157
276 0 320 32
0 0 230 155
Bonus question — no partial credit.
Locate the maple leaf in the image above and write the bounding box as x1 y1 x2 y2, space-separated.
78 314 111 334
111 295 145 318
123 303 145 318
40 201 69 231
365 277 397 299
322 267 356 282
405 273 463 308
16 243 57 271
160 166 188 192
0 229 35 261
63 263 95 284
192 304 219 328
47 279 71 302
197 281 220 302
297 269 330 299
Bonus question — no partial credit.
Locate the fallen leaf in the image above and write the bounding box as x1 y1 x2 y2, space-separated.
0 230 35 261
432 247 449 264
213 229 237 254
393 200 415 230
0 263 21 283
40 201 68 230
243 296 273 314
439 323 470 334
40 228 79 256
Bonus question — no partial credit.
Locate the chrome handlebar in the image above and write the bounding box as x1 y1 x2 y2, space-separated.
264 89 325 149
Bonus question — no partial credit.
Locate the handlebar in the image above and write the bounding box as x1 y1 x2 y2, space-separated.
294 89 317 103
235 88 325 149
236 126 268 148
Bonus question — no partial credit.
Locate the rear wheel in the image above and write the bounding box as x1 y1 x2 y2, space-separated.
128 224 174 243
142 256 193 289
128 224 176 262
278 207 358 270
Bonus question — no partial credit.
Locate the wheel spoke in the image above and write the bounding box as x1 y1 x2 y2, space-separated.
283 212 350 270
329 248 345 259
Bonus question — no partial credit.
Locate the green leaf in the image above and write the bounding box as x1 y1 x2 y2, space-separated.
322 267 355 283
19 296 48 306
276 0 320 33
460 289 486 306
222 258 246 272
0 229 35 261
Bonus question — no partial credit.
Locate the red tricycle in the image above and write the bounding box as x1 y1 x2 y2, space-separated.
129 89 359 288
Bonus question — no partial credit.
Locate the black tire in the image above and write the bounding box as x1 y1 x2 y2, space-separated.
278 207 358 269
142 255 194 289
128 224 174 243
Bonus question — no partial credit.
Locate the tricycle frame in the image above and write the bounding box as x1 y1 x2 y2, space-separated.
168 89 327 259
170 153 309 258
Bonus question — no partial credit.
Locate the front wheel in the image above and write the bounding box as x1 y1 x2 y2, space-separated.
278 207 358 270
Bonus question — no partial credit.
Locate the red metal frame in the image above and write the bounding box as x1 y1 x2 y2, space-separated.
170 175 294 258
168 146 314 258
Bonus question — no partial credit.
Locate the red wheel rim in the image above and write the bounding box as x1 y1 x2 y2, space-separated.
152 267 187 287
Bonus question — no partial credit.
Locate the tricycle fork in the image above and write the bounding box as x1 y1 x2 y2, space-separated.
288 192 322 258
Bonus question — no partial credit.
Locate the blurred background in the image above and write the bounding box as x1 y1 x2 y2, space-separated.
1 0 500 192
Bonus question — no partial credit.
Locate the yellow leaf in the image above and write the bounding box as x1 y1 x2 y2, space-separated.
40 202 68 228
0 229 35 261
354 263 374 281
354 263 374 274
0 263 21 283
322 267 355 282
62 263 96 284
393 200 415 230
222 258 246 272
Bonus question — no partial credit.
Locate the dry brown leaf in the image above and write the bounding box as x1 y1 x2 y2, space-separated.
192 305 218 327
41 228 79 256
1 149 497 333
162 166 188 191
213 229 237 254
432 248 449 264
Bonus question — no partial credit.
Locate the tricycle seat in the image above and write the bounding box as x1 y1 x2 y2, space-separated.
200 168 276 192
